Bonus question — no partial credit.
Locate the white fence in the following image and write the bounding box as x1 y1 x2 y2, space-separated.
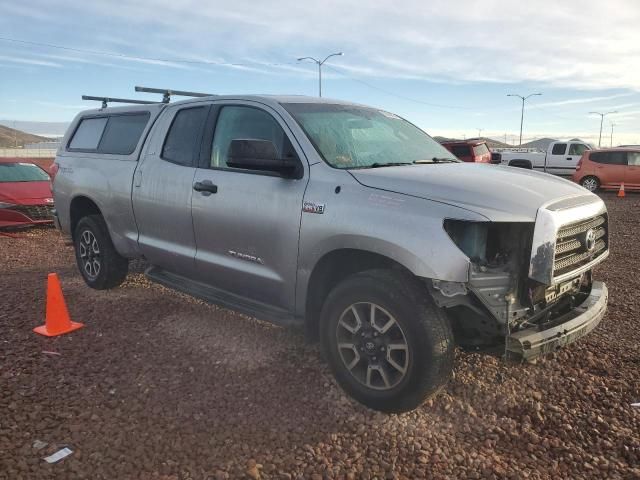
0 148 57 158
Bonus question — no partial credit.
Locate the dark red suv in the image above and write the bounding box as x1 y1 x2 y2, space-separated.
440 139 492 163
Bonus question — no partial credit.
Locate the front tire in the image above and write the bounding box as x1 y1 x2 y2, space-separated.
580 176 600 192
74 215 128 289
320 270 454 413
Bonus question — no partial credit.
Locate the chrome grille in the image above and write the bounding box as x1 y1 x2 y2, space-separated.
554 214 608 277
12 205 54 221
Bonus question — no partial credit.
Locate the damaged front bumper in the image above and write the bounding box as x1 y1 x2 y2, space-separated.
506 281 608 361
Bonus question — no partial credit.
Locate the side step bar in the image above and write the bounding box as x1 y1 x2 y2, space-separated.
145 266 300 328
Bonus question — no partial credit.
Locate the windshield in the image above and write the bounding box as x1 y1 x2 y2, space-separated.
0 163 50 182
283 103 457 169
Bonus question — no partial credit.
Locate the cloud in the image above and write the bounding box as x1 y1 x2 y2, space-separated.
0 54 62 67
3 0 639 90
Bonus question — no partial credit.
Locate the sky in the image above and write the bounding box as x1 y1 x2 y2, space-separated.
1 0 639 145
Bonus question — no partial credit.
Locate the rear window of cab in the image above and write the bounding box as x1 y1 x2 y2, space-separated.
68 112 150 155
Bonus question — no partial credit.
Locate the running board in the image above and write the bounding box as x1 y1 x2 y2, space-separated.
145 266 300 327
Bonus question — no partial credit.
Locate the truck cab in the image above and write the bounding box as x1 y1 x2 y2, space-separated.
496 140 591 176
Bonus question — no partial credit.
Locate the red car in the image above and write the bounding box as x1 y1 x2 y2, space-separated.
572 148 640 192
0 162 54 228
440 139 492 163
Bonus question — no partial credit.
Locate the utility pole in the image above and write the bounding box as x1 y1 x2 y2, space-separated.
507 93 542 146
610 122 616 147
297 52 344 97
589 111 617 147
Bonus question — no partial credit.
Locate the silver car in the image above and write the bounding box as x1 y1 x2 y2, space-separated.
52 94 609 412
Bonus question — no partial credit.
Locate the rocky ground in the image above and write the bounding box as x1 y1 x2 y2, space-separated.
1 192 639 480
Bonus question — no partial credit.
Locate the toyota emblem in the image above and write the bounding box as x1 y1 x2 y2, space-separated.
584 229 596 252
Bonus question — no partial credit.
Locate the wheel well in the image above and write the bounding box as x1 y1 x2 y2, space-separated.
69 196 102 238
304 249 413 341
508 159 532 169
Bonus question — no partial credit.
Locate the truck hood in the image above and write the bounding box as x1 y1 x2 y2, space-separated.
350 163 594 222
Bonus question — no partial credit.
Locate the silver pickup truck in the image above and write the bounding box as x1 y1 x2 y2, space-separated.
52 94 609 412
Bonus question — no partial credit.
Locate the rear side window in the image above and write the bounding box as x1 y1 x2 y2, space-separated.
449 145 471 157
68 113 149 154
589 152 627 165
99 114 150 154
473 144 489 156
551 143 567 155
69 117 108 150
628 152 640 166
162 107 209 166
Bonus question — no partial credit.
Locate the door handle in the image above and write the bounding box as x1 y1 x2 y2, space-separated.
566 157 573 161
193 180 218 194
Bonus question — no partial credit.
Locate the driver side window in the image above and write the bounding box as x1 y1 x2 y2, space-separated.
211 106 294 169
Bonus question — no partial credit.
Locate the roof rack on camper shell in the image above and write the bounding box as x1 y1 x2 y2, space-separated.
81 86 215 109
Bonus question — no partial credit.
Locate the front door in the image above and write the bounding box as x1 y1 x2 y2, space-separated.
133 104 210 275
191 103 308 311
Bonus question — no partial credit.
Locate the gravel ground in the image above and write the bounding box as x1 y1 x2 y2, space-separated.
1 193 639 480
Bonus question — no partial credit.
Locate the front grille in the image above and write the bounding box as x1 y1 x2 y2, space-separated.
553 214 608 277
12 204 54 221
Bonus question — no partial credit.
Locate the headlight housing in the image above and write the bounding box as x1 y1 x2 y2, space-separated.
444 219 534 268
0 201 16 209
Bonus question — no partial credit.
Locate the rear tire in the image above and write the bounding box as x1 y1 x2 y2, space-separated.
580 176 600 192
320 269 454 413
74 215 128 289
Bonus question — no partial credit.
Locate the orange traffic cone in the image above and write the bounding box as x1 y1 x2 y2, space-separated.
618 183 626 198
34 273 84 337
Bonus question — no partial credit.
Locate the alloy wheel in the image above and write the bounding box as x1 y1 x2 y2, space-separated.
582 177 599 192
78 230 101 279
336 302 410 391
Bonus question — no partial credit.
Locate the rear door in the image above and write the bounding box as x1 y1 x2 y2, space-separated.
190 102 308 311
133 103 210 276
563 142 591 176
590 151 627 189
625 151 640 189
545 142 567 173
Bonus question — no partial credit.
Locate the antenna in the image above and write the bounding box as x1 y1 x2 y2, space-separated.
82 95 159 109
135 86 214 103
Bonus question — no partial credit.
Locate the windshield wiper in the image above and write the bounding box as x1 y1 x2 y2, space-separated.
414 157 458 164
358 162 413 169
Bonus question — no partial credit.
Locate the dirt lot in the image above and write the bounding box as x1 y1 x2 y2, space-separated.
1 193 639 480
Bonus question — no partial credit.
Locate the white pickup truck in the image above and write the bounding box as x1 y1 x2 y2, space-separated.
494 140 592 176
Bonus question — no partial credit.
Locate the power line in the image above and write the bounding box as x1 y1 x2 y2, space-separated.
0 36 298 67
324 64 487 110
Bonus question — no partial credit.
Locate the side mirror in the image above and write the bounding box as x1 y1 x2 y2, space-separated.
227 139 299 178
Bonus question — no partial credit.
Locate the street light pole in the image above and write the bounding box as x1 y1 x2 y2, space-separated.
507 93 542 146
589 111 618 147
610 122 617 147
297 52 344 97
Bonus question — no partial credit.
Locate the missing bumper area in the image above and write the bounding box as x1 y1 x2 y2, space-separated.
506 281 608 361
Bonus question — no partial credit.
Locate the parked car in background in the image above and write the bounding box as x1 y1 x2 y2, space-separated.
572 147 640 192
440 139 492 163
495 140 591 176
0 162 54 228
